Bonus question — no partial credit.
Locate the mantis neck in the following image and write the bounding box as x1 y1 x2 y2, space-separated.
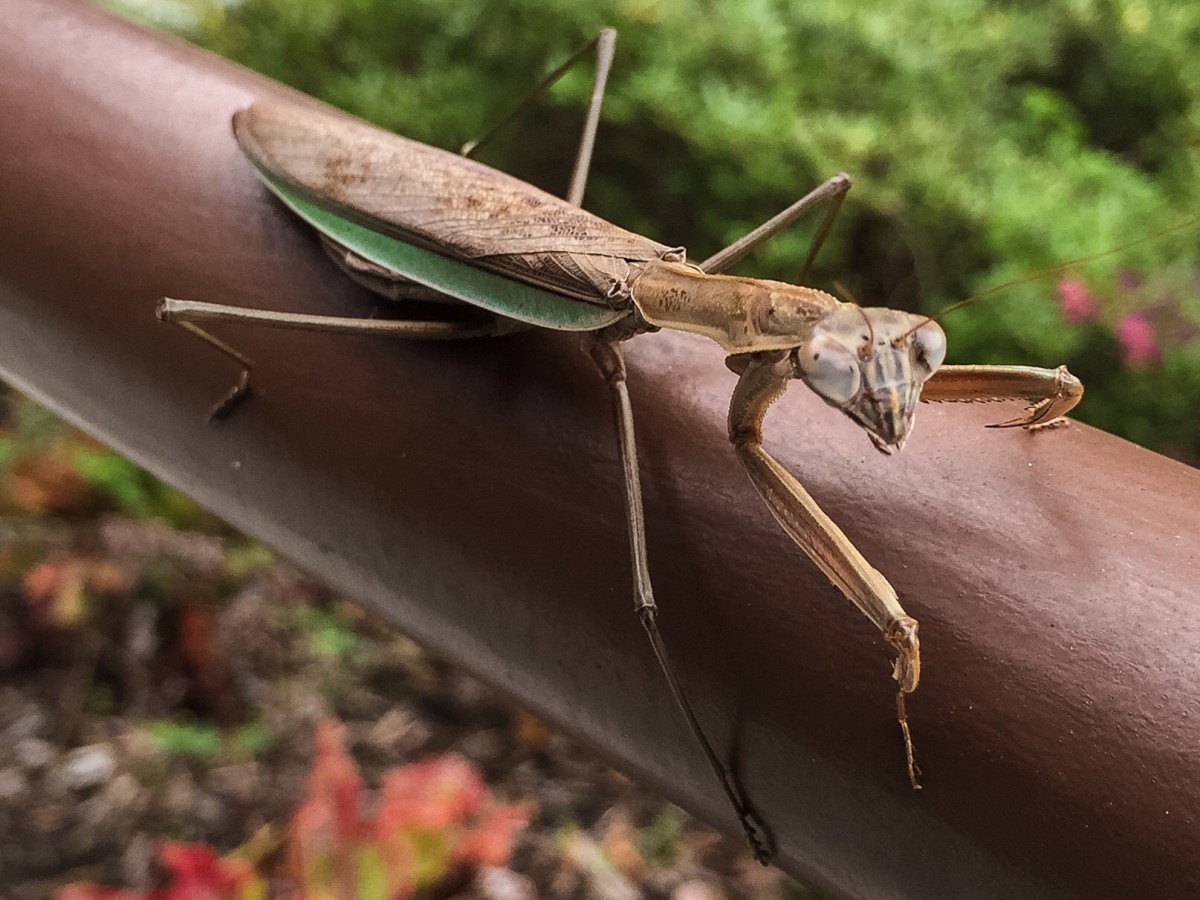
628 259 840 354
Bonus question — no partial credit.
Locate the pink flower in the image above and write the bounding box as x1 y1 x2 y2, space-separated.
1056 277 1100 324
1114 313 1160 368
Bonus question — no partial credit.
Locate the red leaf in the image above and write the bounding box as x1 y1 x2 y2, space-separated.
377 755 485 832
288 720 363 892
159 842 255 899
454 803 531 868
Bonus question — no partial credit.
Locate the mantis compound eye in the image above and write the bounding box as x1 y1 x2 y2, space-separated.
794 336 862 407
910 319 947 373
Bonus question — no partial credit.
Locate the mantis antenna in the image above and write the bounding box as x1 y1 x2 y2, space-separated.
832 280 877 354
900 214 1200 339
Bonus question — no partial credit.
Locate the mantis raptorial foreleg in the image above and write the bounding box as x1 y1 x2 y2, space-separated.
922 364 1084 428
727 350 922 786
584 336 775 861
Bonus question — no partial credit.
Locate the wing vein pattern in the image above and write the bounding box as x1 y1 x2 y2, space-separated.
234 101 684 306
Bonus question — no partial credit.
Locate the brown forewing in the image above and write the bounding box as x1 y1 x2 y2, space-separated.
233 100 681 305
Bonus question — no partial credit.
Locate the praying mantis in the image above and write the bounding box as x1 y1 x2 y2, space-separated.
157 29 1084 861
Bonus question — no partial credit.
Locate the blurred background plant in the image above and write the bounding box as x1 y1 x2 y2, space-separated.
101 0 1200 461
0 393 808 895
58 720 531 899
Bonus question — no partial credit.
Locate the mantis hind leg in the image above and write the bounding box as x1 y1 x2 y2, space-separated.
319 28 620 313
163 29 619 421
585 336 776 863
699 174 852 280
156 297 518 421
462 28 617 207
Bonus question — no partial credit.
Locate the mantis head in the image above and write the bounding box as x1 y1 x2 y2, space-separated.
793 307 946 453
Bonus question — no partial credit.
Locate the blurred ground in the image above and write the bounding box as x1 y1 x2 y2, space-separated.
0 391 816 899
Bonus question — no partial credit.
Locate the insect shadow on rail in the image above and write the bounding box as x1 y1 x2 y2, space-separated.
158 27 1088 865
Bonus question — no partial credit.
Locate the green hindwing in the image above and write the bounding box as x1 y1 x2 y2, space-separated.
258 172 627 332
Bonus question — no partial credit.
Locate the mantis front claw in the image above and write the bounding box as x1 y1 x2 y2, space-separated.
886 616 921 789
985 365 1083 430
922 364 1084 429
886 616 920 695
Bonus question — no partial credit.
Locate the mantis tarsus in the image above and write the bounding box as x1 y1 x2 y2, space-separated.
158 28 1084 862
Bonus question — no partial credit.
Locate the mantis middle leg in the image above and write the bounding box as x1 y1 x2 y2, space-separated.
585 335 775 861
582 172 870 844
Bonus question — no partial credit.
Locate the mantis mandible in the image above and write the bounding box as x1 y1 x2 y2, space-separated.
158 29 1083 861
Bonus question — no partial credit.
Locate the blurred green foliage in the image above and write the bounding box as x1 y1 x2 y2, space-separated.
106 0 1200 460
634 809 684 864
291 603 362 661
147 718 271 759
0 396 210 526
72 449 188 520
